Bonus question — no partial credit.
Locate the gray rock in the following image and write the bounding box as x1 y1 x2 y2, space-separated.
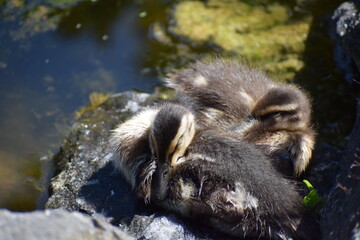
0 209 134 240
330 0 360 81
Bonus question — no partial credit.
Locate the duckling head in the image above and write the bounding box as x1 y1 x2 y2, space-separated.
249 85 315 176
252 85 311 131
150 103 196 167
149 103 196 200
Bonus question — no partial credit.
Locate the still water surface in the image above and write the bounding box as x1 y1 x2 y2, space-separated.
0 0 169 210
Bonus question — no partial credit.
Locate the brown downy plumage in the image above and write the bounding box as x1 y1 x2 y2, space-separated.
167 59 316 176
149 103 319 240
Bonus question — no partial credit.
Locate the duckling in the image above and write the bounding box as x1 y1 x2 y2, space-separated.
110 106 160 203
167 59 315 176
149 103 319 240
235 85 315 176
110 102 196 203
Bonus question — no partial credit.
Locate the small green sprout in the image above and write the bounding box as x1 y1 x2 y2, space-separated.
303 180 321 209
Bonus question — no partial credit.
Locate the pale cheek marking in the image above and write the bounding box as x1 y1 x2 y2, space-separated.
293 133 315 176
110 108 159 188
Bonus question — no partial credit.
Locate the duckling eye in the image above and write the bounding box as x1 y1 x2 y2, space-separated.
262 111 281 121
177 156 184 163
271 111 281 118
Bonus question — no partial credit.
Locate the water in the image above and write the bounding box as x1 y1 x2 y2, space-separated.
0 0 167 210
0 0 356 211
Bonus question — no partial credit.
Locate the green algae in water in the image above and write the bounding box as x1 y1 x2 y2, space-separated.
1 0 91 40
170 0 310 82
76 92 112 119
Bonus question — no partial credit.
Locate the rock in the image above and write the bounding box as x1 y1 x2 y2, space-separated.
320 102 360 239
330 0 360 81
0 209 133 240
304 143 343 198
123 214 234 240
320 1 360 239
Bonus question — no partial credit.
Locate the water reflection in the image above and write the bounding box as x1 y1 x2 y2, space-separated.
0 151 42 210
0 0 164 211
57 0 125 42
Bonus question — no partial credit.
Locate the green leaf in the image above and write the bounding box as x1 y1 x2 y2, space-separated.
303 179 315 191
303 180 321 209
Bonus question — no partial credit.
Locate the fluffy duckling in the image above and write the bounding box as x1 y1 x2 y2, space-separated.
111 102 318 239
167 59 315 176
149 103 319 240
110 102 196 203
110 106 159 203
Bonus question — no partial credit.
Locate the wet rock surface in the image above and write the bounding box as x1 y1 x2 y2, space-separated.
0 209 134 240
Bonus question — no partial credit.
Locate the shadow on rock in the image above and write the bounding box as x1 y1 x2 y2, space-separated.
78 161 136 225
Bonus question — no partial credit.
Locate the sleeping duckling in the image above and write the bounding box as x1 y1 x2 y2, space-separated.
149 103 319 240
110 106 158 203
167 59 315 176
110 102 196 203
